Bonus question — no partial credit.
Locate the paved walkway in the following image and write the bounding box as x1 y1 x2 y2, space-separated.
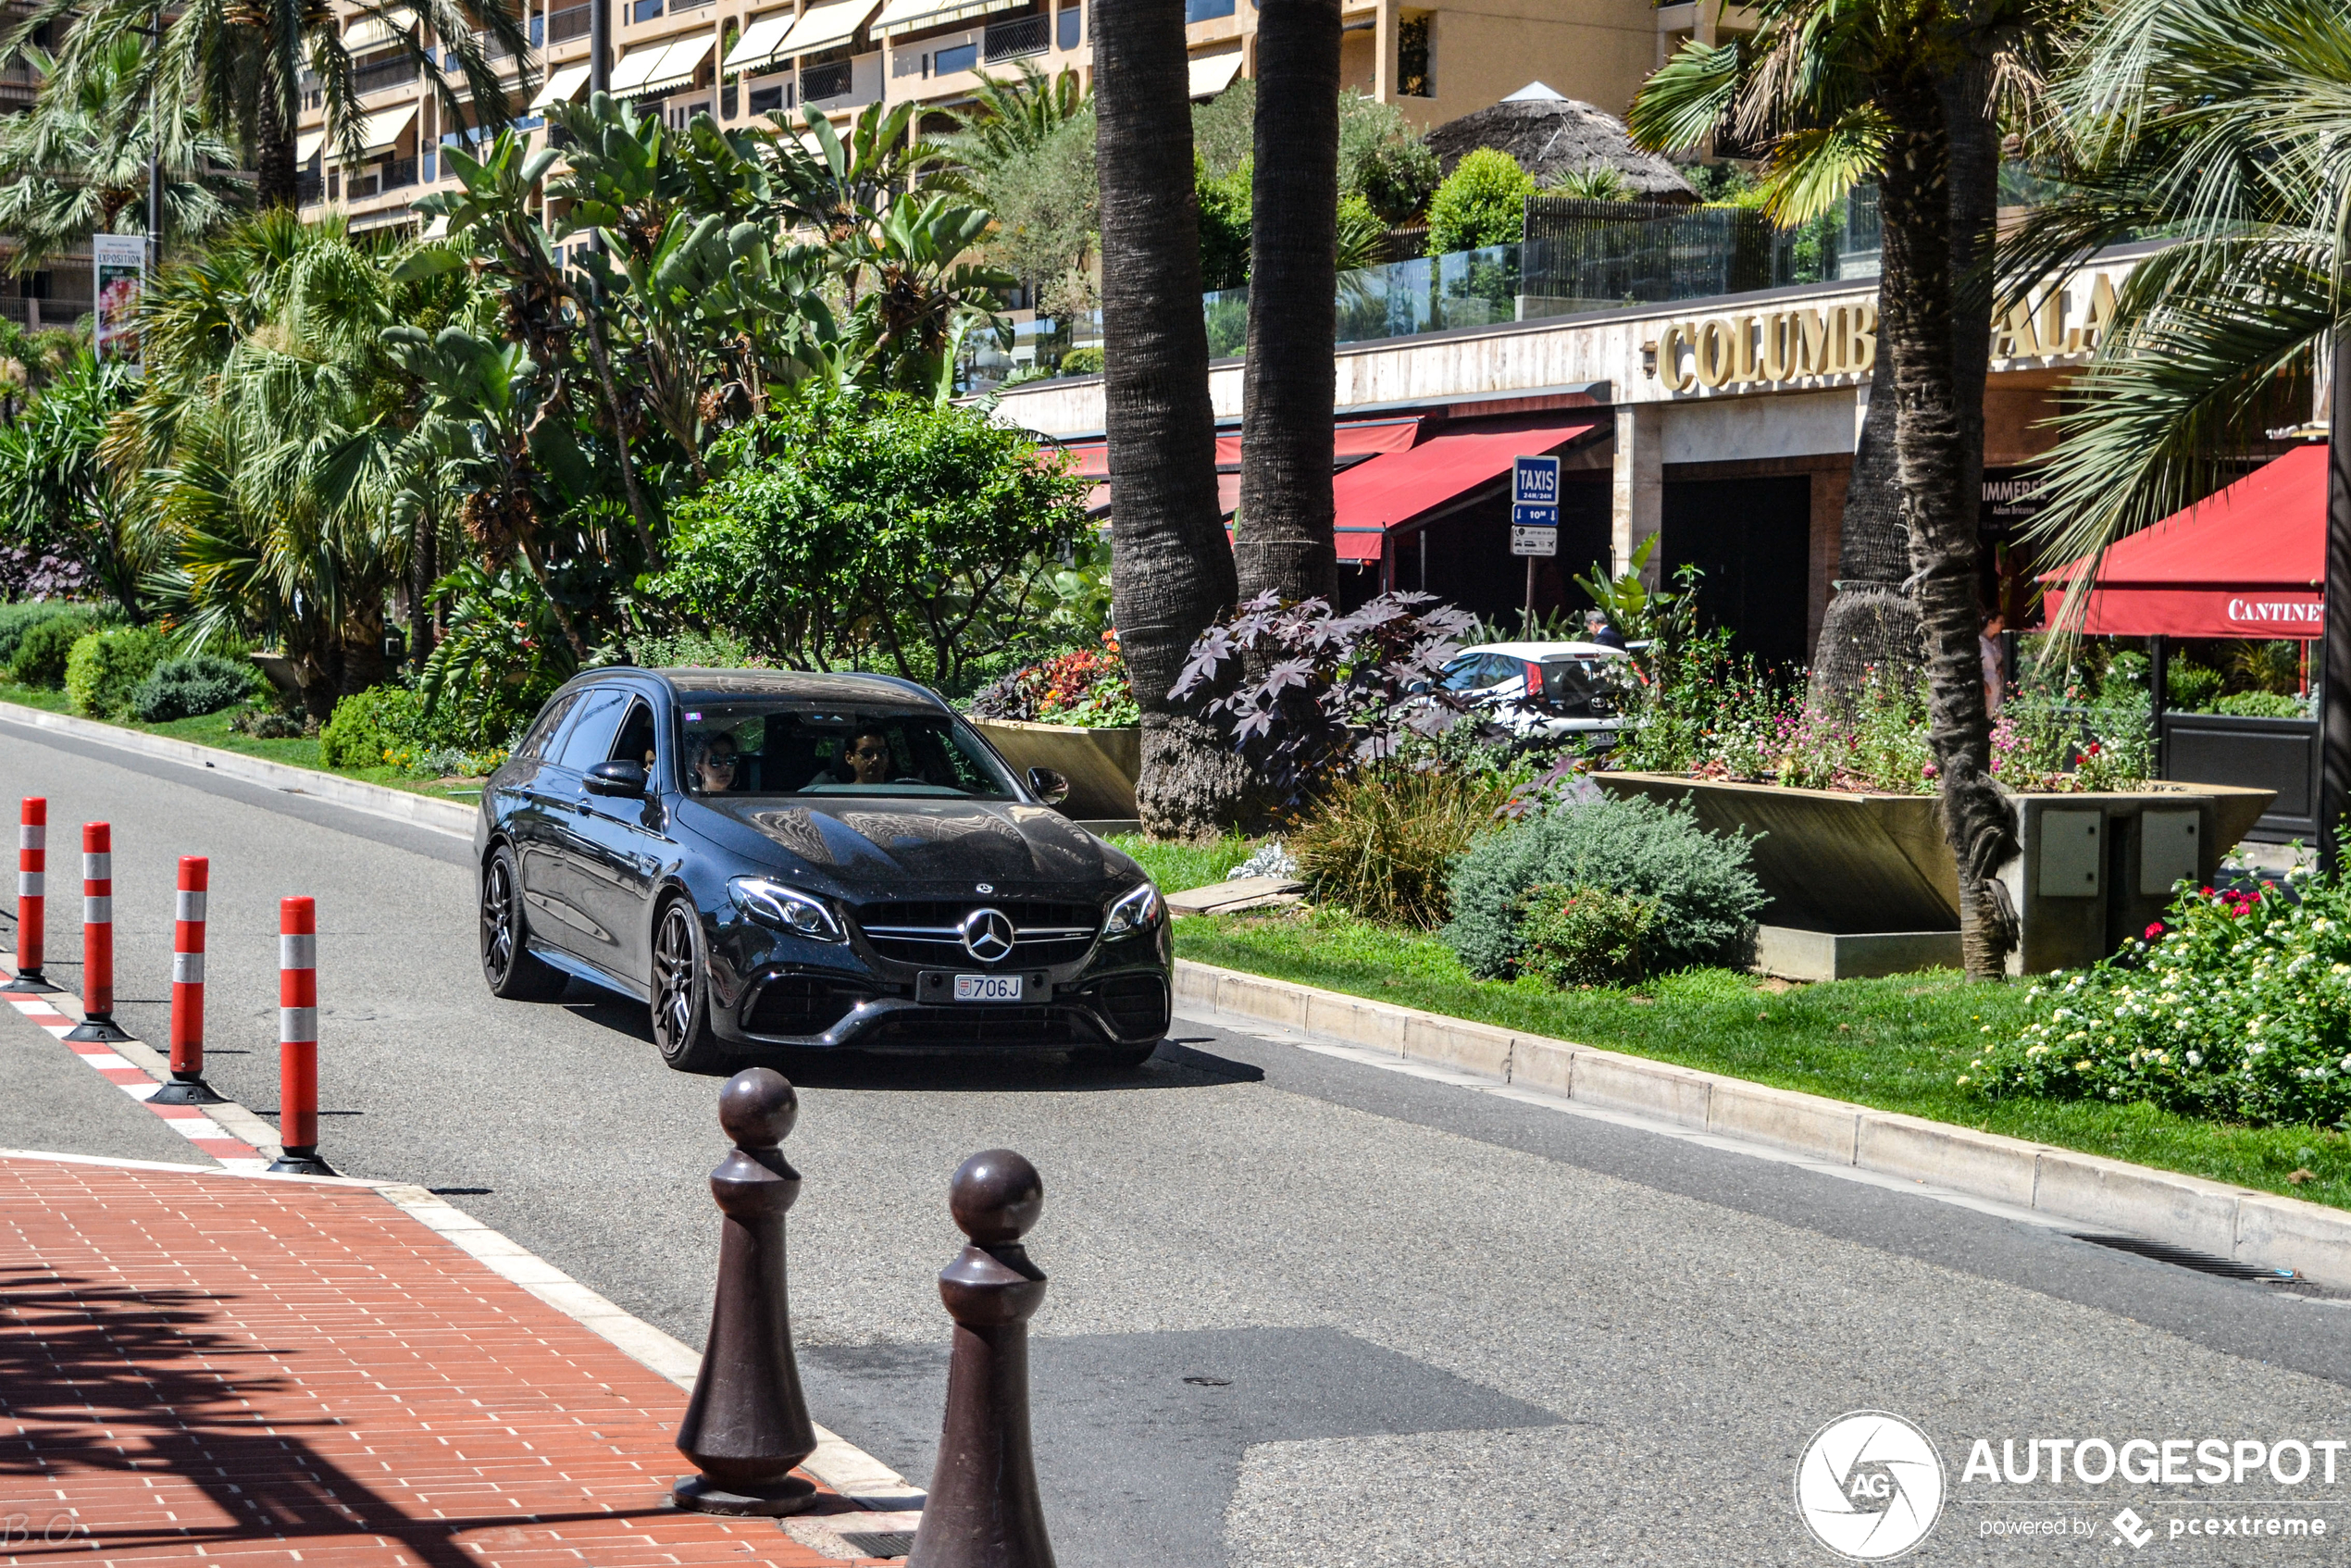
0 1154 888 1567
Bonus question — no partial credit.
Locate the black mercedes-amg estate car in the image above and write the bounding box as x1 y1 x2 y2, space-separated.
471 667 1171 1072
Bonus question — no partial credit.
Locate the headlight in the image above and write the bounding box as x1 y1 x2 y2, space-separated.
1103 881 1163 939
729 877 846 942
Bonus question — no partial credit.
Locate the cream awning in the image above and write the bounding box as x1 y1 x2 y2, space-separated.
774 0 881 58
635 32 715 95
1188 49 1243 99
343 7 416 52
872 0 1020 40
344 102 418 160
723 10 793 71
608 40 673 93
529 61 591 108
294 128 326 164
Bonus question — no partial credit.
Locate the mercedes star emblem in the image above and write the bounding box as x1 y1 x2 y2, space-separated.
959 907 1015 964
976 883 994 894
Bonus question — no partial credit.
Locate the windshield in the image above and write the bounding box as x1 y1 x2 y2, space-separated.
677 703 1021 800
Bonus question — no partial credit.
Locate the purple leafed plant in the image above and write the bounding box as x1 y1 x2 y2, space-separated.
1171 591 1486 800
0 548 91 601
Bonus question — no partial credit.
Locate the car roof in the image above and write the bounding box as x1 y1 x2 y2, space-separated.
578 667 951 711
1455 641 1628 661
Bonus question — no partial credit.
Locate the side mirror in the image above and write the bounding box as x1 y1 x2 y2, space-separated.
583 759 648 798
1027 766 1071 806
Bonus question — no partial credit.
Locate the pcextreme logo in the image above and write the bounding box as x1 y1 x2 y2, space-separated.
1797 1411 1947 1561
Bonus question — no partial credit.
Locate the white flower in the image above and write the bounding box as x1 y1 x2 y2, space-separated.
2187 1051 2204 1066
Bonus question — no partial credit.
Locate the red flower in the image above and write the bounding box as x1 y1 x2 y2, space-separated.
2145 922 2163 940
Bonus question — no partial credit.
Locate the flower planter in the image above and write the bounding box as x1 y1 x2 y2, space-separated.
1592 771 2276 974
966 717 1141 822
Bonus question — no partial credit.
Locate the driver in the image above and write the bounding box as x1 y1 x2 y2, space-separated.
691 733 740 794
841 726 894 785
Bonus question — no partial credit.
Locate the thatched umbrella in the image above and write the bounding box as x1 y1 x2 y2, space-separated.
1425 83 1697 204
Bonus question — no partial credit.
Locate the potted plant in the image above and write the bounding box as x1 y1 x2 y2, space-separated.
965 635 1143 821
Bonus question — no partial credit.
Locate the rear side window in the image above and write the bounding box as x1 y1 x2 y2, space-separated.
611 700 657 770
551 690 629 770
513 691 581 764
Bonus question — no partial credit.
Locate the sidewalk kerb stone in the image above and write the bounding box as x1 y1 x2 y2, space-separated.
1174 957 2351 1291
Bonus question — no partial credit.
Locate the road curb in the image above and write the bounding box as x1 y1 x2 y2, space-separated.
0 700 476 838
1171 958 2351 1290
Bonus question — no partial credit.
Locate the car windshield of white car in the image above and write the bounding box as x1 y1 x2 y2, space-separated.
677 705 1019 799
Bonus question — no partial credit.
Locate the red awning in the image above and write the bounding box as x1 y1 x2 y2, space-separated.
2040 443 2326 639
1328 412 1604 560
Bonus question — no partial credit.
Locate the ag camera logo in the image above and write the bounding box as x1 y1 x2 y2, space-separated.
1797 1411 1947 1560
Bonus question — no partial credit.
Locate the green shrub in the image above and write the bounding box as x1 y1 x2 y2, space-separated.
627 629 765 668
1444 793 1765 978
1518 883 1662 988
131 654 260 723
1426 148 1536 255
0 601 93 670
1288 767 1516 929
2167 660 2223 710
1353 133 1440 224
1058 346 1103 377
6 608 103 688
1972 872 2351 1127
63 627 168 717
318 685 429 770
2213 690 2306 718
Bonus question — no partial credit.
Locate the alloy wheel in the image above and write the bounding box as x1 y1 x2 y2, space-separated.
481 859 516 984
653 903 699 1052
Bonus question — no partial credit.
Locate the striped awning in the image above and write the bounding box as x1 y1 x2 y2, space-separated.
529 61 591 108
870 0 1021 40
342 7 417 52
634 32 714 95
1188 49 1243 99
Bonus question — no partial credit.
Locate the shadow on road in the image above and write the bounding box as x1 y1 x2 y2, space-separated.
557 987 1261 1094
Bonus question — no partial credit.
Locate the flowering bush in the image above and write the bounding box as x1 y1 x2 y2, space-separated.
967 633 1139 728
1970 869 2351 1127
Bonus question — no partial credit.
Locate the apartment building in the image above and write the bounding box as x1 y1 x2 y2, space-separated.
292 0 1700 233
0 2 94 330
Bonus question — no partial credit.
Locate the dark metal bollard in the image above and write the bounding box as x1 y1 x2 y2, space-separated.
673 1066 820 1516
907 1150 1055 1568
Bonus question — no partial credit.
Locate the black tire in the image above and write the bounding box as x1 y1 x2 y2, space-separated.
651 899 735 1074
480 846 567 1001
1076 1038 1163 1071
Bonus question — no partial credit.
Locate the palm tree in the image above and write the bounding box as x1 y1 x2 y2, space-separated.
1632 2 2059 979
2001 0 2346 580
8 0 527 209
1234 0 1340 607
1094 0 1243 834
0 37 243 274
939 57 1088 178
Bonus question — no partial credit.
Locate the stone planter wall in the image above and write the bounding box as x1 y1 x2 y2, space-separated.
1594 772 2276 975
966 717 1141 821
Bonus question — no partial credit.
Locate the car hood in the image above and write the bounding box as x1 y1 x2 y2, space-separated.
690 795 1138 893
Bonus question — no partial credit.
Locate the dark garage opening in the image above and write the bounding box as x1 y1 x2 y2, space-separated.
1661 475 1812 672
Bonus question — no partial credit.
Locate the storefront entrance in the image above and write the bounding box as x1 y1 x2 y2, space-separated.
1662 476 1814 672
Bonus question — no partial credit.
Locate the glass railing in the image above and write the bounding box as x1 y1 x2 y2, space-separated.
964 189 1887 392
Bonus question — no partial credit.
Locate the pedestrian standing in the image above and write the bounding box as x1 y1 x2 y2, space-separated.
1584 609 1629 652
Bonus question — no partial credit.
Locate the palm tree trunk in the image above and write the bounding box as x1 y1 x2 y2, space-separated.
1235 0 1340 606
1877 75 2016 980
1809 59 1999 713
1095 0 1244 836
255 65 298 207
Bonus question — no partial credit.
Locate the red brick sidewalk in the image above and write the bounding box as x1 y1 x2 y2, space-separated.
0 1155 886 1566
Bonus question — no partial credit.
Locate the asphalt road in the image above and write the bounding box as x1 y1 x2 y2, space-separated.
6 710 2351 1566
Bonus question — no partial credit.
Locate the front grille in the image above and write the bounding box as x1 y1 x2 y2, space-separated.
1093 975 1170 1038
864 1006 1097 1048
744 977 866 1038
853 901 1098 968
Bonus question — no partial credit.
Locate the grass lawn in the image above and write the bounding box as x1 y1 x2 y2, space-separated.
1157 889 2351 1213
0 683 485 805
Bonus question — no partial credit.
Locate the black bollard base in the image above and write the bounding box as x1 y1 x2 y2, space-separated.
671 1474 818 1517
151 1075 227 1106
267 1145 338 1176
65 1014 132 1043
6 970 60 994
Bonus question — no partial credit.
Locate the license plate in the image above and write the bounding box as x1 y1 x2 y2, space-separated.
953 974 1025 1003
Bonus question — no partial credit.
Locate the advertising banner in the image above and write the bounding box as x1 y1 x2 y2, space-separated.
91 232 146 372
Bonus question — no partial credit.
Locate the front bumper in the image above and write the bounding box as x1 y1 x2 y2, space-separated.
704 903 1173 1051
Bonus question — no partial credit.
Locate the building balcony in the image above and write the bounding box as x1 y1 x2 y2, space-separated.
984 10 1048 60
352 53 419 94
548 3 591 43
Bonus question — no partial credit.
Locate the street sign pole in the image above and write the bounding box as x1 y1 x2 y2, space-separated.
1510 454 1562 636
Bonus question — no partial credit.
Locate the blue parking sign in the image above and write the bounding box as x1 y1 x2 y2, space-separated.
1512 454 1561 507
